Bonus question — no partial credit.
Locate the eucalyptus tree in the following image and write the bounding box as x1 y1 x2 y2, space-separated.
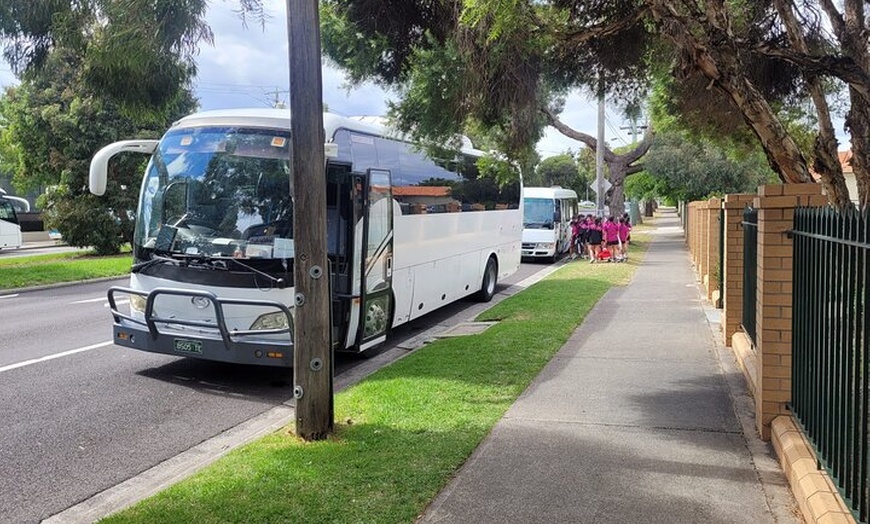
0 49 197 254
536 154 580 190
322 1 868 210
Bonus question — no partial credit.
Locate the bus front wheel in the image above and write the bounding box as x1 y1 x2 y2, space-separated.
475 257 498 302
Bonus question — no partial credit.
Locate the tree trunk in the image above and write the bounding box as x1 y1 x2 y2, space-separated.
774 0 851 209
649 1 816 188
541 106 652 216
841 0 870 209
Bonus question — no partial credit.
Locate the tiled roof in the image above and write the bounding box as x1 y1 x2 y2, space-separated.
393 186 451 197
839 150 853 173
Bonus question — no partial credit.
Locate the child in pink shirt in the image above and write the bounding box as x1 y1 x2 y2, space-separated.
601 216 619 262
617 217 631 261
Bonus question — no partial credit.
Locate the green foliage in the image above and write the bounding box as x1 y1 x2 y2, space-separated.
476 154 519 187
0 0 213 112
535 154 578 189
322 0 549 160
639 131 778 202
0 48 196 254
624 171 660 201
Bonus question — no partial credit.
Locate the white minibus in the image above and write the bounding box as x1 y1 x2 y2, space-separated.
521 187 578 261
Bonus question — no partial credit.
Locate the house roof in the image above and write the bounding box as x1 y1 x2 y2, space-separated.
393 186 452 197
839 150 853 173
810 150 853 181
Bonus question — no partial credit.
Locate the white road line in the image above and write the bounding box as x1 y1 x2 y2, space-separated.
70 297 108 304
105 300 129 308
0 341 114 373
0 294 19 299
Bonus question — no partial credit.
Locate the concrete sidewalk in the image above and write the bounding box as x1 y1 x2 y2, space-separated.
420 211 801 523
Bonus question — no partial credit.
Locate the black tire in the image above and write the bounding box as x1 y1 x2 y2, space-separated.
475 257 498 302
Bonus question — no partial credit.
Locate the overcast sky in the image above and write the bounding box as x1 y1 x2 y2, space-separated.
194 0 627 157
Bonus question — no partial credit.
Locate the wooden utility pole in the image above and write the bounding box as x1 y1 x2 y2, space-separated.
287 0 333 440
595 84 606 217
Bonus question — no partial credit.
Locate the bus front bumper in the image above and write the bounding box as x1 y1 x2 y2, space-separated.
108 286 295 368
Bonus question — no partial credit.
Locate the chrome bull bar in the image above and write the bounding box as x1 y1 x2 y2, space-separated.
107 286 293 349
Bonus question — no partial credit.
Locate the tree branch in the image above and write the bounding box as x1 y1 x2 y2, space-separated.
553 7 650 46
754 44 870 101
540 105 617 163
625 164 645 176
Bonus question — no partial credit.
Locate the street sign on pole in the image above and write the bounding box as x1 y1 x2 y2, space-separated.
591 178 611 195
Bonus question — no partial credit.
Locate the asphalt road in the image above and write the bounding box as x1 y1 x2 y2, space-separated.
0 262 547 524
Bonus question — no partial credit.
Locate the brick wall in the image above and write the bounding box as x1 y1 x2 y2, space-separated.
752 183 828 440
722 194 755 344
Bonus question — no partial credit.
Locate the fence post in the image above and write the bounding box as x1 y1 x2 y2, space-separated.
690 201 701 271
699 201 709 287
704 197 721 300
753 183 828 440
722 194 756 346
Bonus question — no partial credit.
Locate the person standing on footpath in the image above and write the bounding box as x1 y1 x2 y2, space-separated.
586 217 603 263
569 215 582 260
618 215 632 261
602 216 620 263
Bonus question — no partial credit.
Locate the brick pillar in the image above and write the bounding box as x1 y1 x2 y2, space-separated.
685 202 694 251
686 202 697 260
722 194 755 345
703 197 721 300
753 183 828 440
689 202 701 268
694 201 703 271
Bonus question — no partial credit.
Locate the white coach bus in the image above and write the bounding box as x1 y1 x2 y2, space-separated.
0 189 25 250
521 186 578 261
89 109 522 367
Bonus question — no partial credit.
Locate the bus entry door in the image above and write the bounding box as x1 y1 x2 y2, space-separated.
358 168 394 350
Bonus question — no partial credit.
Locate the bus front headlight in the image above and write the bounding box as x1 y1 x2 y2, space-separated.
250 311 293 333
536 243 554 250
129 294 147 313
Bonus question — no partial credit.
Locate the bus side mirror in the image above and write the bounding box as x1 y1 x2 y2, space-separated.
90 140 159 196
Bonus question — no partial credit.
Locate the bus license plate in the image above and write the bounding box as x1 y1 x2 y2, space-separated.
174 338 202 355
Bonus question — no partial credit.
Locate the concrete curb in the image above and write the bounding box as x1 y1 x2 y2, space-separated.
771 416 856 524
730 331 758 398
1 276 127 296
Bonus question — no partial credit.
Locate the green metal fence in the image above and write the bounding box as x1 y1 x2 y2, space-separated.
741 207 758 345
792 207 869 524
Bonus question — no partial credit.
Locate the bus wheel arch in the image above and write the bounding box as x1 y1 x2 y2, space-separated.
475 255 498 302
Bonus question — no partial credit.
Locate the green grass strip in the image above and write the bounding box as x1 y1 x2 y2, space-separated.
100 229 651 524
0 251 131 290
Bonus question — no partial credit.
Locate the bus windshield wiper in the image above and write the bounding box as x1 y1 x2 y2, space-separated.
132 254 183 273
222 257 287 289
183 255 287 289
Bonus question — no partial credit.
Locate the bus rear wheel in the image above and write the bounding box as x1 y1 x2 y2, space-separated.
475 257 498 302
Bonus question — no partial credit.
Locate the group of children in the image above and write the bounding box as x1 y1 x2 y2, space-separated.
569 213 632 263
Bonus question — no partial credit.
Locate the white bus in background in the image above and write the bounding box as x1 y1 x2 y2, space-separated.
89 108 522 367
521 186 578 261
0 189 26 251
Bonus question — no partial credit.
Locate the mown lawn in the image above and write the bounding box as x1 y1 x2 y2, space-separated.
99 228 652 524
0 250 131 290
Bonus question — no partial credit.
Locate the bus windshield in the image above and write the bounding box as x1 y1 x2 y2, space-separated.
136 127 293 259
0 198 18 225
523 198 555 229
